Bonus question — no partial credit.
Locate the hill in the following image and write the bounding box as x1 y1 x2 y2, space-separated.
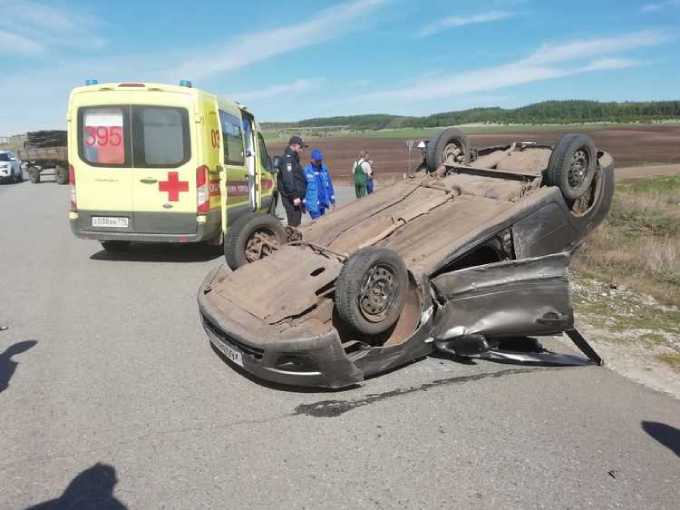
262 100 680 131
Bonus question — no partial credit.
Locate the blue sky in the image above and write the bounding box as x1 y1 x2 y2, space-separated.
1 0 679 134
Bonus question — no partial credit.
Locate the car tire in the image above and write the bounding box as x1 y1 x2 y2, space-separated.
567 156 615 237
545 134 597 201
29 167 40 184
56 166 69 185
15 167 23 183
100 241 131 253
224 213 287 270
335 247 408 336
425 127 471 172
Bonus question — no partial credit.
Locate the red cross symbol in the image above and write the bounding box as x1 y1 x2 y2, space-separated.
158 171 189 202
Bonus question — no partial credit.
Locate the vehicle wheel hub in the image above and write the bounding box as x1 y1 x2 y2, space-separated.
245 229 280 262
568 150 589 188
442 142 464 165
358 264 398 322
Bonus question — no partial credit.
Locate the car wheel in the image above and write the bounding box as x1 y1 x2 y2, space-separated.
425 127 471 171
567 156 615 236
545 134 597 201
15 167 23 182
224 213 287 270
100 241 131 253
335 247 408 336
29 167 40 184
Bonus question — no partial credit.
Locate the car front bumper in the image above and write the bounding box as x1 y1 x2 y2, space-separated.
198 274 363 389
197 266 434 389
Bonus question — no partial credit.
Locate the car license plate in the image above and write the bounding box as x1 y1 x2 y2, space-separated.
212 338 244 367
92 216 129 228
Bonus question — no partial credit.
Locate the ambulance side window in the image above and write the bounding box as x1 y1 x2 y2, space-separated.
219 111 244 165
257 133 272 171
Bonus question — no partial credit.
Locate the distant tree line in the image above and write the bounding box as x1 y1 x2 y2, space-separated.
262 100 680 131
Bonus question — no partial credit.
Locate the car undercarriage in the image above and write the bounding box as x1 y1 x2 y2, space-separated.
199 130 615 388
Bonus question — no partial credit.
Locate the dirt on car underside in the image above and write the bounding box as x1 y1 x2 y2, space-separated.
204 146 564 341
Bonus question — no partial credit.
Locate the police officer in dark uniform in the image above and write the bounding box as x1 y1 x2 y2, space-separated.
278 135 308 227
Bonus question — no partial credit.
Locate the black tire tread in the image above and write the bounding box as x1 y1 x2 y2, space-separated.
546 134 597 200
425 127 471 171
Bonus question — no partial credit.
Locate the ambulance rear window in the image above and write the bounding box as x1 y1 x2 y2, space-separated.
78 105 190 168
132 107 190 168
80 107 127 165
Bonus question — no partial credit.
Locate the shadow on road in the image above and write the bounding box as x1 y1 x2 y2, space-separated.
91 243 222 263
0 340 37 394
25 463 127 509
642 421 680 457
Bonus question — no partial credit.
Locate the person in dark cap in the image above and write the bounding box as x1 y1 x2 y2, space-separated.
277 135 308 227
304 148 336 220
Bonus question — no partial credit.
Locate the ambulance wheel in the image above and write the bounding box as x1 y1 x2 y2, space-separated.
335 247 408 336
100 241 131 253
224 213 287 270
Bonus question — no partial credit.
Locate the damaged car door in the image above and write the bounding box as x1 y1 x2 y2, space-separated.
430 252 574 356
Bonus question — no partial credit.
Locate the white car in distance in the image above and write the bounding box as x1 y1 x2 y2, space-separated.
0 150 23 183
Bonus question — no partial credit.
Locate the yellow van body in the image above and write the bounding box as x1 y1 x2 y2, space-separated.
67 82 275 244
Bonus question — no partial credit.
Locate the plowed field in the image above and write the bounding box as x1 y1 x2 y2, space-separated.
268 125 680 183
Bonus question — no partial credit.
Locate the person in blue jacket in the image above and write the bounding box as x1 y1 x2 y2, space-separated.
304 148 336 220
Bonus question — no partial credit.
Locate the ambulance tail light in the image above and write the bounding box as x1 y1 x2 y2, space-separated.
197 165 209 214
69 165 77 212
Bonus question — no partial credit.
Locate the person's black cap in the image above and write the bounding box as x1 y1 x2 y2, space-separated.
288 135 308 148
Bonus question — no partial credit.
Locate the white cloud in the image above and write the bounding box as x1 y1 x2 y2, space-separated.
641 0 680 12
175 0 387 80
355 30 668 103
0 0 105 55
0 29 44 55
418 10 516 37
229 78 324 103
525 30 670 65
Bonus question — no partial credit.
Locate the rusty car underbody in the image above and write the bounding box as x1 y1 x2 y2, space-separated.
198 138 615 389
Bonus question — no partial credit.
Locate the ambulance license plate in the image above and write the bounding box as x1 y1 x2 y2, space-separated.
92 216 129 228
211 338 244 367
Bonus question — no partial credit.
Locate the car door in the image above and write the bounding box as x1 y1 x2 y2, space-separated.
75 105 135 225
241 111 258 211
218 109 249 227
130 105 196 234
256 132 275 210
430 252 574 341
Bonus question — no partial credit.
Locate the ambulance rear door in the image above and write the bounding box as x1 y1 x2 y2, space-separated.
75 105 134 229
129 104 197 234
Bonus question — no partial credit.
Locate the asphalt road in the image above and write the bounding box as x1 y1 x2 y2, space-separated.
1 177 679 510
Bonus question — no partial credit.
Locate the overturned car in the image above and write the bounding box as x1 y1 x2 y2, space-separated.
198 129 614 389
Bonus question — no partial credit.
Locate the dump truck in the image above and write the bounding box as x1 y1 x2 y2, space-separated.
17 131 70 184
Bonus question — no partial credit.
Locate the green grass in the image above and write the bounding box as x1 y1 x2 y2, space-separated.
574 175 680 305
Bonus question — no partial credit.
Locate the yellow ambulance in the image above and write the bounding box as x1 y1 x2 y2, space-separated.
67 80 278 260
